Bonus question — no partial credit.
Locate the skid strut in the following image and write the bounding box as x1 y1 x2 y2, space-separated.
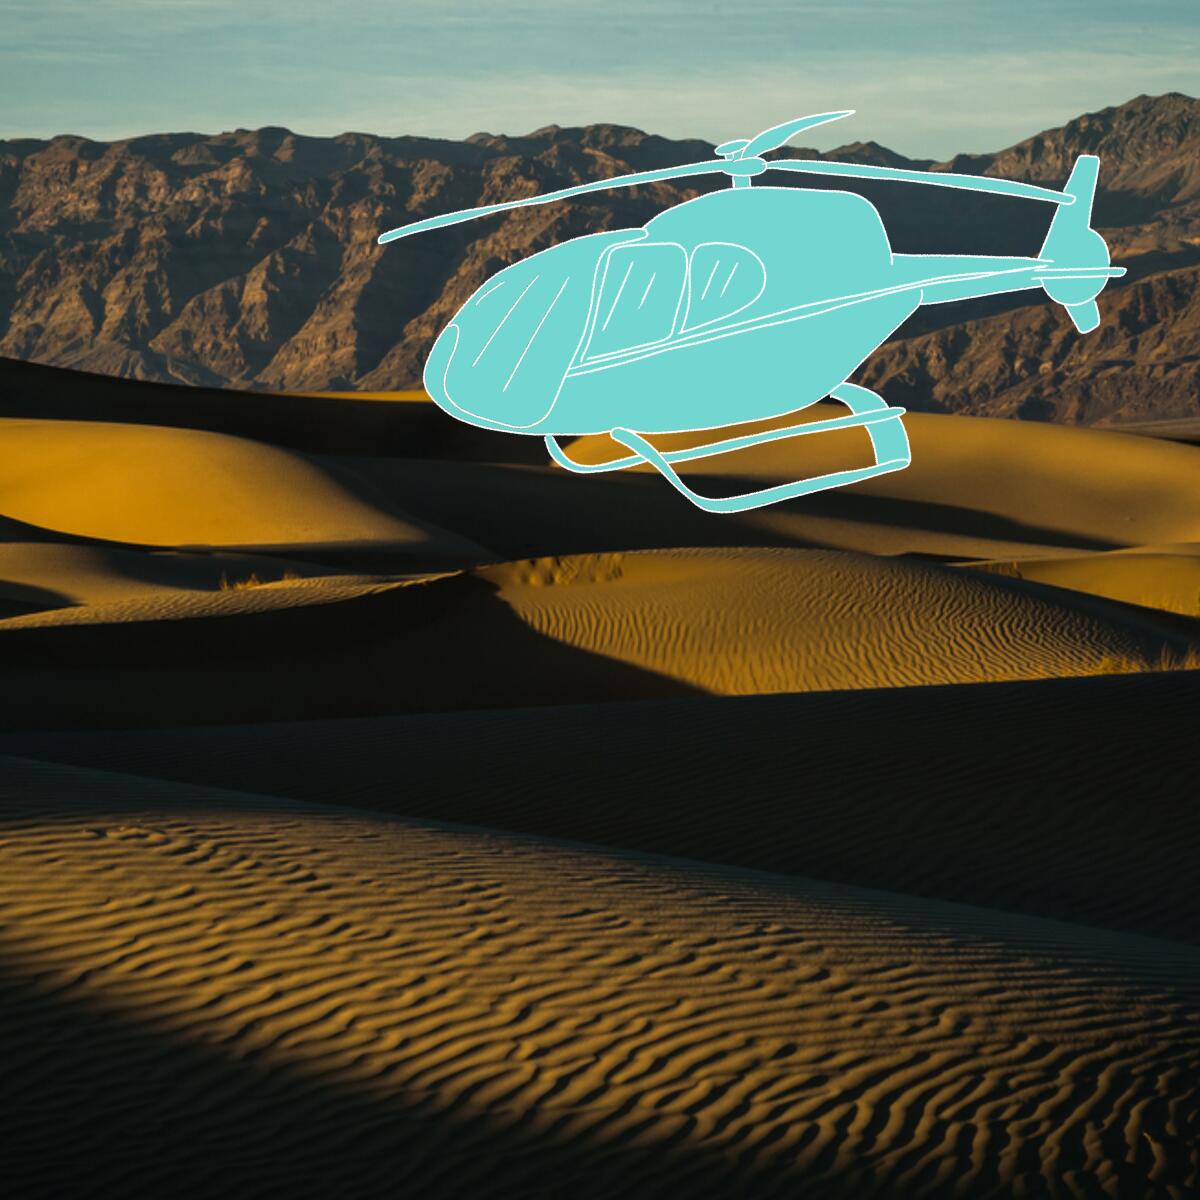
544 382 911 514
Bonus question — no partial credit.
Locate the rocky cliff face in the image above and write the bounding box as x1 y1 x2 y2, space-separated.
1 94 1197 422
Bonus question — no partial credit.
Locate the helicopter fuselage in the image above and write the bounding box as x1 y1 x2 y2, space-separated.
423 186 1054 436
381 111 1121 512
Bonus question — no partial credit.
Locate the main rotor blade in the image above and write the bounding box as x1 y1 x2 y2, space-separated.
739 111 855 159
766 159 1075 205
378 160 732 244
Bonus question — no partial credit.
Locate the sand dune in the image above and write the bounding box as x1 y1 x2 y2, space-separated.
0 418 489 562
1098 414 1200 443
9 359 1199 569
0 542 359 614
2 547 1197 730
0 356 549 463
13 670 1200 946
479 547 1200 694
333 405 1200 567
2 755 1197 1199
4 359 1200 1195
0 567 418 630
565 405 1200 547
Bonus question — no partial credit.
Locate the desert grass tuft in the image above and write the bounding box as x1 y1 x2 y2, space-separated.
218 570 302 591
1091 644 1200 676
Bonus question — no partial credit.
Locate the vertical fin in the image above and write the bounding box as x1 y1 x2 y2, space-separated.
1038 155 1115 331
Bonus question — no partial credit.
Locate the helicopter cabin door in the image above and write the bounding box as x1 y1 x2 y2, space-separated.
580 242 687 362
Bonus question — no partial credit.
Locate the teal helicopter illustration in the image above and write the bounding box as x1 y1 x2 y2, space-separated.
378 111 1124 513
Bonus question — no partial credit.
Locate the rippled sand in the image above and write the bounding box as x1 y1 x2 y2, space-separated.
3 756 1198 1198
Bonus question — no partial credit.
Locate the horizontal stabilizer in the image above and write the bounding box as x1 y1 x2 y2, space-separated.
1033 266 1126 280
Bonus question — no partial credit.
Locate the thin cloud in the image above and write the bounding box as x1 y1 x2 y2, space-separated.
1 1 1195 154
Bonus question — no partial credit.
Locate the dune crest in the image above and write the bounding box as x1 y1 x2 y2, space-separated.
0 417 487 560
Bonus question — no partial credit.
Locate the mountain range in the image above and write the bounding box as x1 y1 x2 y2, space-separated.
1 92 1197 423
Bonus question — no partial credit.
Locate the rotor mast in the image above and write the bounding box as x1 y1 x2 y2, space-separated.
715 139 753 188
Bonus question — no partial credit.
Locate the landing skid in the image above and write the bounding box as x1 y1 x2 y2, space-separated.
544 382 911 514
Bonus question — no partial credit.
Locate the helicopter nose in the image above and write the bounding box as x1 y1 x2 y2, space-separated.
426 255 594 430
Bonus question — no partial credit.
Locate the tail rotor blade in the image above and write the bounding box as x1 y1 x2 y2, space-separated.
1064 299 1101 334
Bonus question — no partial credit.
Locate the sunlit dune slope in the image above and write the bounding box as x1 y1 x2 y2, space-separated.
0 563 417 630
0 418 489 561
967 546 1200 618
0 542 354 616
478 547 1198 694
16 670 1200 946
2 755 1197 1199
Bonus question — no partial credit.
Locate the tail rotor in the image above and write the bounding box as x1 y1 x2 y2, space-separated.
1035 155 1124 333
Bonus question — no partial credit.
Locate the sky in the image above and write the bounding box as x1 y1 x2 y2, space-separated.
2 1 1197 158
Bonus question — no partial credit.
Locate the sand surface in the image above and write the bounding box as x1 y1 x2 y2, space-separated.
3 755 1198 1198
2 363 1199 1195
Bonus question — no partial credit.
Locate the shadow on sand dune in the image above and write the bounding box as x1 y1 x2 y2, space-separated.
0 513 141 548
734 485 1124 554
0 951 885 1200
332 458 1124 562
0 355 539 462
0 573 702 731
12 670 1200 945
0 579 75 619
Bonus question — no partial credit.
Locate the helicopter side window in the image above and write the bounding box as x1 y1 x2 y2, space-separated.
583 242 687 360
681 242 766 333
